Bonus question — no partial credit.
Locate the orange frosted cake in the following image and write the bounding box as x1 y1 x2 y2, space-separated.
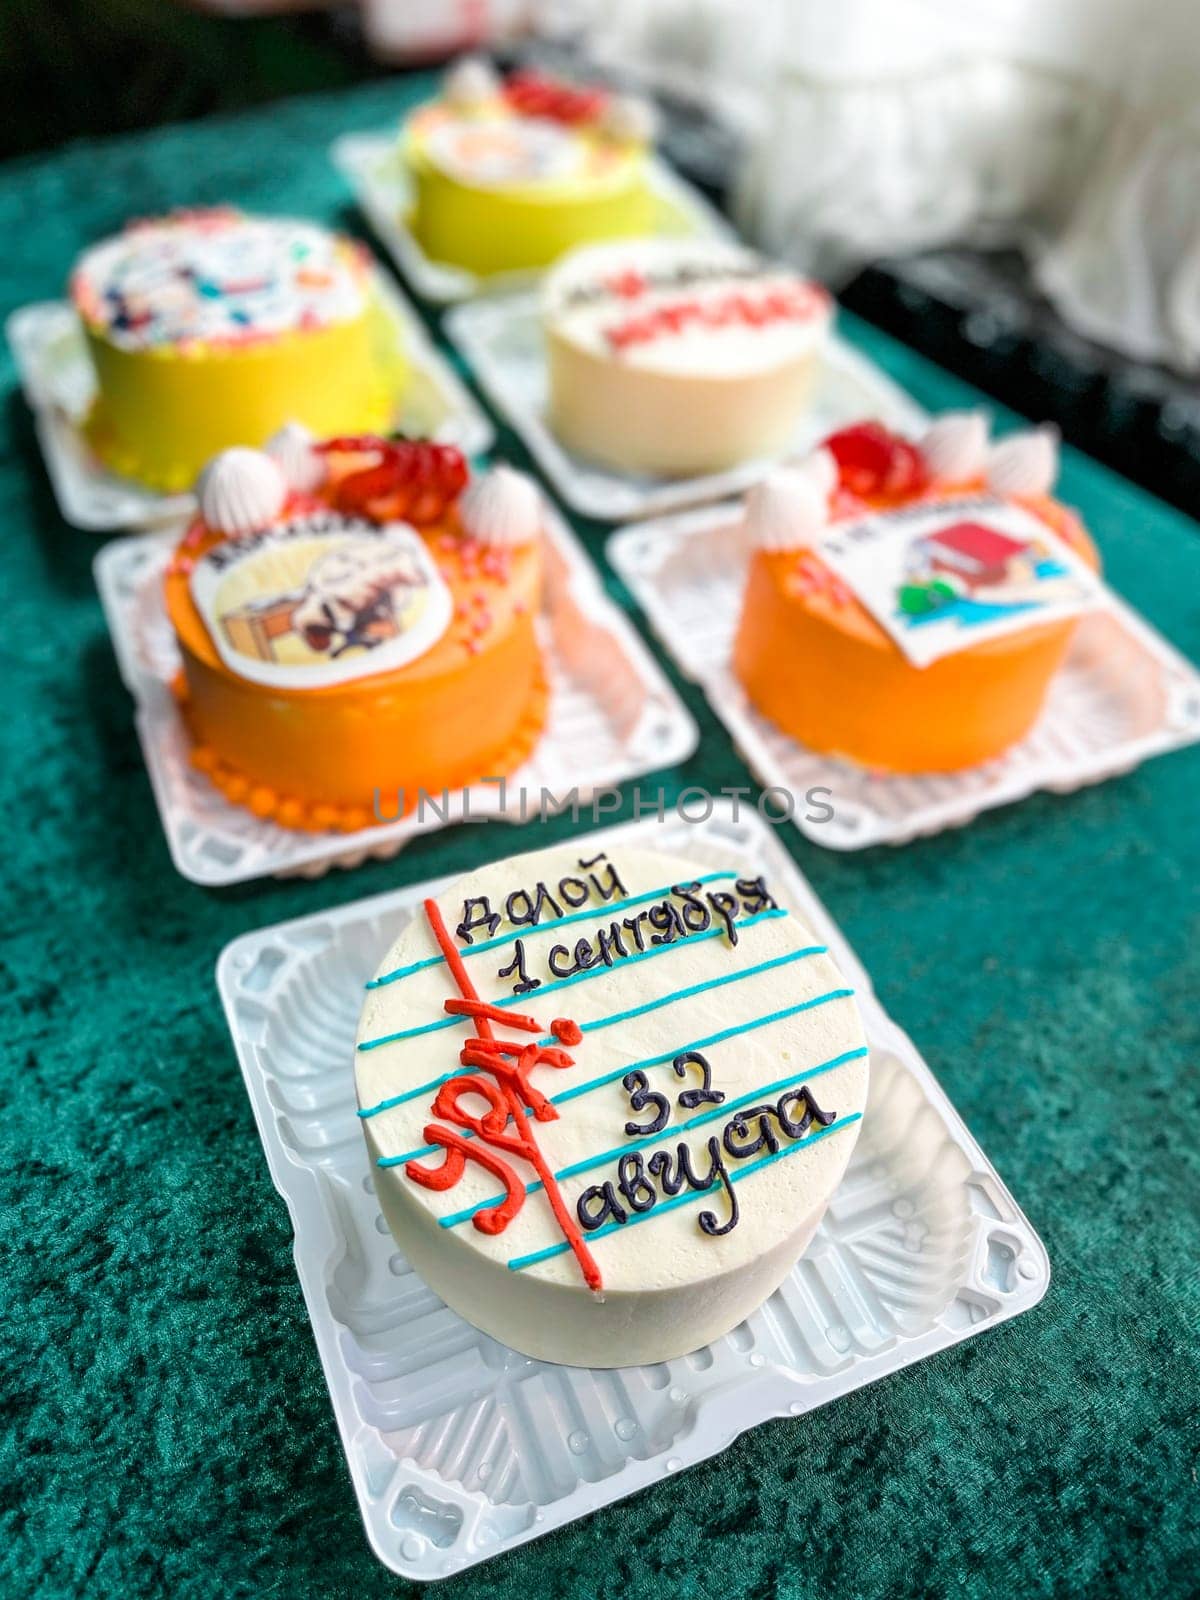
732 417 1102 773
164 429 548 832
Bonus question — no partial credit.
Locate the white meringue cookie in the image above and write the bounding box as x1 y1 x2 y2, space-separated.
920 412 989 483
265 421 327 495
986 427 1059 498
744 467 829 552
799 446 838 499
443 55 501 109
600 94 659 145
458 465 542 547
197 448 287 537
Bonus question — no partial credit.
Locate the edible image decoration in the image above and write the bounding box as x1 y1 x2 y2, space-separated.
75 215 365 350
190 514 453 691
818 496 1107 669
426 117 583 188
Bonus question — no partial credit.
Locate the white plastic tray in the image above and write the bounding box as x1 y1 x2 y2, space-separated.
5 267 494 532
444 293 928 521
331 130 736 306
92 505 697 886
216 804 1050 1581
607 503 1200 849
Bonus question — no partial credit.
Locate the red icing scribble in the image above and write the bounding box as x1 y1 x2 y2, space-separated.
605 285 828 353
605 269 647 301
444 996 539 1032
406 1126 526 1234
405 898 602 1290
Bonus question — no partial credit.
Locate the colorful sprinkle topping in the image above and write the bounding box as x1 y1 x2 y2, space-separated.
71 211 370 351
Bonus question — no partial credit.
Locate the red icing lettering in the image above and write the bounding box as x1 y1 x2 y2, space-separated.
405 897 602 1289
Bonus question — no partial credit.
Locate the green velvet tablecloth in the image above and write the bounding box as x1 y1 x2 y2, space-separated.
2 78 1199 1600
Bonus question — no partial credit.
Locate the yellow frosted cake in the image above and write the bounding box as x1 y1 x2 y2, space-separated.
71 209 396 490
403 58 658 276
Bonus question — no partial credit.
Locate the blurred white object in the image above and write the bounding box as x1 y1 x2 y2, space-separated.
600 93 660 145
580 0 1200 373
361 0 532 61
1036 90 1200 370
986 427 1061 497
920 413 990 483
442 54 503 106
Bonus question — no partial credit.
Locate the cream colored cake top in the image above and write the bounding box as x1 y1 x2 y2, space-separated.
543 239 833 378
356 842 868 1307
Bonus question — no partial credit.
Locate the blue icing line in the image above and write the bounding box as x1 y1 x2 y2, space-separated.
356 907 786 1057
365 870 740 990
574 942 824 1039
506 1112 863 1273
436 1045 868 1229
549 988 854 1107
375 986 856 1165
357 909 790 1113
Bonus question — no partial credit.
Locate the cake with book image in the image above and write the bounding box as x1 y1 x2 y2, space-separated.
71 209 396 489
402 58 658 276
732 416 1104 773
163 430 547 833
542 237 833 475
356 841 869 1366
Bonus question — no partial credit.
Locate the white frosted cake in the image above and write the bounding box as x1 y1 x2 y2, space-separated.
355 842 868 1366
542 238 833 476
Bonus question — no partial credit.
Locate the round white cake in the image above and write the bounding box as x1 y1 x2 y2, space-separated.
355 842 868 1366
542 238 833 476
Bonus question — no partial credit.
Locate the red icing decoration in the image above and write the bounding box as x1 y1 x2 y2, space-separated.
433 1074 522 1139
503 69 608 126
605 285 827 353
458 1038 575 1122
444 996 540 1033
405 898 602 1289
606 269 648 300
823 422 929 500
552 1018 583 1046
460 1036 575 1072
407 1125 526 1233
318 436 469 526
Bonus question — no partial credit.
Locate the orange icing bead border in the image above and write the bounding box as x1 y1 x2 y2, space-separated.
171 665 550 835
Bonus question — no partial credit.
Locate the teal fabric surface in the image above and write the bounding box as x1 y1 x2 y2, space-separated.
2 79 1199 1600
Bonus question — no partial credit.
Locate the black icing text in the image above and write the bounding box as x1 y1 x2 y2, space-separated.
576 1056 835 1239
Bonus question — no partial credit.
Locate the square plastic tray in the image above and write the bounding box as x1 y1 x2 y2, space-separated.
444 293 928 521
92 506 697 885
606 503 1200 848
5 266 493 532
216 804 1050 1581
331 130 735 306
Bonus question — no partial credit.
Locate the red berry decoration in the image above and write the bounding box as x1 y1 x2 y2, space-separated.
823 422 929 500
319 436 469 526
503 69 608 126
